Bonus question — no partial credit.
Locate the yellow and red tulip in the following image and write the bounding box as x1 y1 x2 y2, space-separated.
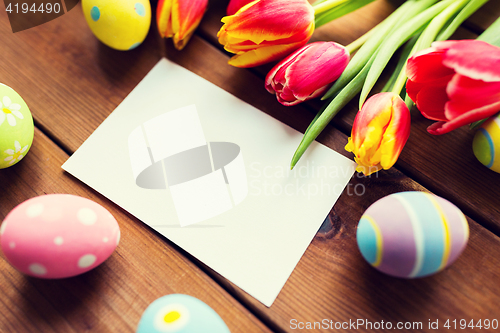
157 0 208 50
217 0 315 68
226 0 255 16
265 42 349 106
345 92 411 176
406 40 500 135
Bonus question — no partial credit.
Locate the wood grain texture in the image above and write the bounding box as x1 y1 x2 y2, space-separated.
467 1 500 32
198 0 500 235
0 129 270 333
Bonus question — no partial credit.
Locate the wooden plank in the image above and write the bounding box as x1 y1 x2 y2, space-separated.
0 128 271 332
197 0 500 235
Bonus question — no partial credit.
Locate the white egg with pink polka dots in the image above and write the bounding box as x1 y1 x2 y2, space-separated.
0 194 120 279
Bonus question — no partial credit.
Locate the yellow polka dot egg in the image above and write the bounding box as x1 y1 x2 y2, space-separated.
473 113 500 173
0 83 34 169
82 0 151 50
0 194 120 279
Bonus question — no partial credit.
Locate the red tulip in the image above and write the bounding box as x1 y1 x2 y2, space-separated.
406 40 500 135
217 0 315 68
157 0 208 50
227 0 255 15
265 42 349 106
345 92 411 176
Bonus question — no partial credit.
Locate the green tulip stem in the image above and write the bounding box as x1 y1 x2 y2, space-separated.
345 26 376 54
313 0 350 16
322 0 436 101
478 11 500 47
437 0 490 41
291 58 374 169
314 0 376 29
359 0 456 108
391 0 469 97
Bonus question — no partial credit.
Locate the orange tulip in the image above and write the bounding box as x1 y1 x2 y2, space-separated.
345 92 411 176
217 0 315 68
157 0 208 50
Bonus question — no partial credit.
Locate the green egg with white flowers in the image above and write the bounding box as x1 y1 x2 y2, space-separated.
0 84 34 169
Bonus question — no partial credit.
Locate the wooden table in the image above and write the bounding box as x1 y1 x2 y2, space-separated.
1 0 499 332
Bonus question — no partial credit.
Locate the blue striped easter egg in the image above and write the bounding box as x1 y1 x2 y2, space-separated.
356 191 469 278
473 113 500 173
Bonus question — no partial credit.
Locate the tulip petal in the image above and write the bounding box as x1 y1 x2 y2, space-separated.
220 0 314 44
354 158 383 176
348 93 410 175
174 0 208 49
222 27 312 53
412 75 452 121
405 79 421 103
351 92 393 148
284 42 348 100
265 42 349 105
157 0 173 38
440 40 500 82
407 48 455 83
228 41 307 68
157 0 207 50
218 0 314 68
265 46 306 93
220 22 314 53
353 99 392 168
428 100 500 135
227 0 256 15
445 74 500 119
379 96 410 169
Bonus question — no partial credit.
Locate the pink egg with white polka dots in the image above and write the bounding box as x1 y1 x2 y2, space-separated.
0 194 120 279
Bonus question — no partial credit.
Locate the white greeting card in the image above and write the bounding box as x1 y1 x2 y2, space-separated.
62 58 356 306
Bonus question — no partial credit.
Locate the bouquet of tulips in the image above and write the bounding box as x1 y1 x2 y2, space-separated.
218 0 500 176
297 0 500 175
156 0 500 177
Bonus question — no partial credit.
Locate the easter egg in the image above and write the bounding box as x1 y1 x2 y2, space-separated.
82 0 151 50
0 194 120 279
0 84 34 169
472 113 500 173
137 294 230 333
356 191 469 278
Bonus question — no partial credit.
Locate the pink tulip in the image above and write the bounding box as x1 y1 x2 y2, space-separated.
227 0 255 15
406 40 500 135
265 42 349 106
345 92 411 176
